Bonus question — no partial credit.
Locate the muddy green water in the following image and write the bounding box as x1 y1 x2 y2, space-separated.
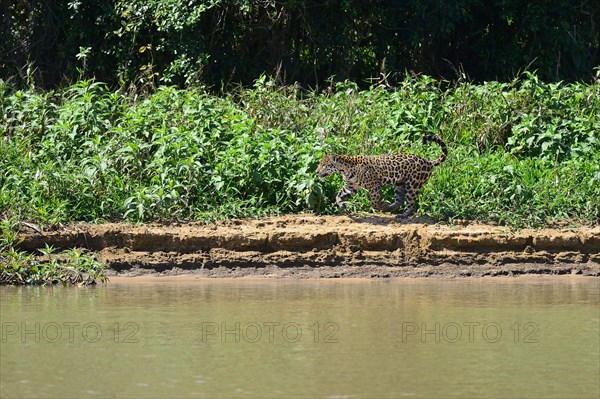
1 278 598 398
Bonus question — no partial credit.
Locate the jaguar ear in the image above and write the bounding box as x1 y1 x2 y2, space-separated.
331 154 337 163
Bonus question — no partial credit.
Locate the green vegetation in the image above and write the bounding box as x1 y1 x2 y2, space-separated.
3 1 599 88
3 1 598 284
0 219 107 285
1 72 599 283
1 73 599 229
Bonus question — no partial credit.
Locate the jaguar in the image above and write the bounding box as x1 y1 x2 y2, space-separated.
316 136 447 218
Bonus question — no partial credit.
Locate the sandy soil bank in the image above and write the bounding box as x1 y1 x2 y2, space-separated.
17 215 600 278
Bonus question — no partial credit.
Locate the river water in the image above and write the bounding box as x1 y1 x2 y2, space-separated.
1 277 598 398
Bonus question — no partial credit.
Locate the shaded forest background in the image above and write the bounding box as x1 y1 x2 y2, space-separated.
2 0 599 89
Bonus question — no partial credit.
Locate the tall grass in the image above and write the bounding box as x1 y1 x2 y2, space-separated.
1 74 599 227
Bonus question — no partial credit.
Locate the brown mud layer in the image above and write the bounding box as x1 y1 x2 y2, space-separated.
17 215 600 279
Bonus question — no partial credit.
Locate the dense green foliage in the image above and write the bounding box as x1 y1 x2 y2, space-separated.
2 1 599 88
0 220 107 285
1 74 599 227
4 2 597 284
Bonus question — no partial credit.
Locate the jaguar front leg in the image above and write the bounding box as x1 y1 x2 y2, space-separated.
336 185 357 210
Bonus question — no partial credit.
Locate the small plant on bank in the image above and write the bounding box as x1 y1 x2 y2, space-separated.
0 219 107 285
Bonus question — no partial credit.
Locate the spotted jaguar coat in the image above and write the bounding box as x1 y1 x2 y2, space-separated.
316 136 447 218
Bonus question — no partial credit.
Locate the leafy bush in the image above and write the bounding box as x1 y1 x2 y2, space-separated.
1 74 598 227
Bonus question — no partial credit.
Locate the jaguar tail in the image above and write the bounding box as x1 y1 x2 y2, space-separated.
422 136 447 166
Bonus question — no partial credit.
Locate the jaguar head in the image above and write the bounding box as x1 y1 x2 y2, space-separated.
316 154 338 178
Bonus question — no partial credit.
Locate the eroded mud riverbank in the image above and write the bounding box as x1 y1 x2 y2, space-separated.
16 215 600 278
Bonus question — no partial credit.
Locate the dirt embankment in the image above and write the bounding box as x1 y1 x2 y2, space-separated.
16 215 600 278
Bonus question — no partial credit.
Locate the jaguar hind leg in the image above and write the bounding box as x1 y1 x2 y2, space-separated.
367 188 384 211
367 186 399 212
396 180 420 218
387 183 406 211
366 183 407 213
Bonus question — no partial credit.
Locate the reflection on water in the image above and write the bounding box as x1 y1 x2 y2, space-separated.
1 277 598 398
